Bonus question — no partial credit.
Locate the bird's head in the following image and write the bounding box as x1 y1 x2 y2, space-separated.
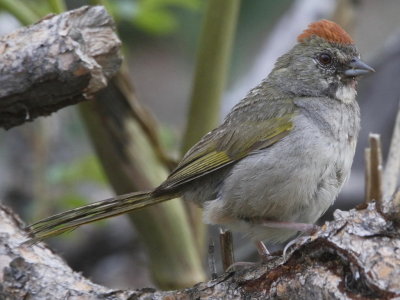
270 20 374 103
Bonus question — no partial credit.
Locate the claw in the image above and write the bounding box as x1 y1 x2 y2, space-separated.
283 236 311 260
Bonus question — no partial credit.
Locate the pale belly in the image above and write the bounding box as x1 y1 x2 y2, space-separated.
201 114 356 242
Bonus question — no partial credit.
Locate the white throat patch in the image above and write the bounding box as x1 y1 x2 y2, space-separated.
335 85 357 103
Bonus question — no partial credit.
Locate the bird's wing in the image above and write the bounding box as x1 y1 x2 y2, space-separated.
157 113 295 191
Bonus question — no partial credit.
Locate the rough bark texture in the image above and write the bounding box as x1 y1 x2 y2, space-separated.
0 205 135 299
1 202 399 299
0 5 122 129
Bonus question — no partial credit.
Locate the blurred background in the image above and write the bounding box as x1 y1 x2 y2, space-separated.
1 0 400 290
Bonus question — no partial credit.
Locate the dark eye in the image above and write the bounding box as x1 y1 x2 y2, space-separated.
317 53 333 66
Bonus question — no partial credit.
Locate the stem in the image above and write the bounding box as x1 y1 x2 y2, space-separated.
219 229 234 271
47 0 66 14
182 0 240 152
369 134 383 211
364 148 371 204
182 0 241 253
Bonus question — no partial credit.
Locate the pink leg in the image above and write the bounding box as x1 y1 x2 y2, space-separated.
254 220 320 260
258 220 319 234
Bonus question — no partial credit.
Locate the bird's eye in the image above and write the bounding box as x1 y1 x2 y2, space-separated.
317 53 333 66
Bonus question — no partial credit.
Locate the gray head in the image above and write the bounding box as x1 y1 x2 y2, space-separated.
268 20 374 102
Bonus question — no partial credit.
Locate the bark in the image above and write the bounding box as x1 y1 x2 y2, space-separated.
0 204 133 299
0 5 122 129
1 202 400 299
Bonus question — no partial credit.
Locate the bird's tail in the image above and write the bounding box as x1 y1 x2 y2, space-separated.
25 190 178 243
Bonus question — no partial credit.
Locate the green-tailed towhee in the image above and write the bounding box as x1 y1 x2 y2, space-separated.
27 20 374 249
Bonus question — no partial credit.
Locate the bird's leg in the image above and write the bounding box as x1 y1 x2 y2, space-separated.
259 220 320 235
257 219 321 259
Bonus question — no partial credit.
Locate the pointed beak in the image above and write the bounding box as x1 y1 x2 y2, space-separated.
344 57 375 77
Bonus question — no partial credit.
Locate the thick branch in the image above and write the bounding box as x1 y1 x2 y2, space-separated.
1 202 399 299
0 5 122 129
0 204 134 299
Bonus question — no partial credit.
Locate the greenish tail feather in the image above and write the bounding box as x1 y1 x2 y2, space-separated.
25 191 177 244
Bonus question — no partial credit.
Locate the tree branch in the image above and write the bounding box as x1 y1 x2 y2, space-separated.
0 5 122 129
1 201 400 299
0 204 135 299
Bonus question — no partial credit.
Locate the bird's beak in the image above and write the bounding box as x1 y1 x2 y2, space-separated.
344 57 375 77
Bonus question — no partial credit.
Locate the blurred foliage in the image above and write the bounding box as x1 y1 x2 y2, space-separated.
158 125 180 161
56 193 88 210
128 0 202 35
0 0 204 35
229 0 293 83
46 154 108 212
88 0 203 35
47 155 107 186
0 0 293 82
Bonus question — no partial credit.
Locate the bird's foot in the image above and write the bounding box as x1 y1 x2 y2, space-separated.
282 235 311 259
253 219 321 259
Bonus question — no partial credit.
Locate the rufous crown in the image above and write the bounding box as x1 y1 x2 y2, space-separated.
297 20 354 45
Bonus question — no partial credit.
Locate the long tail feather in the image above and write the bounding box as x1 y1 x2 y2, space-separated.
25 191 177 244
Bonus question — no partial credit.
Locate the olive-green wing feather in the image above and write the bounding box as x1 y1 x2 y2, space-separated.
158 113 295 191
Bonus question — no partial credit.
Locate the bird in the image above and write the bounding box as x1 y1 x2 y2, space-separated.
27 20 374 255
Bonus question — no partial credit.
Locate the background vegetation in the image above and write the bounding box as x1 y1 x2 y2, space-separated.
0 0 399 290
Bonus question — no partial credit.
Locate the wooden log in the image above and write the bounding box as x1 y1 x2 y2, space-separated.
1 201 399 299
0 5 122 129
